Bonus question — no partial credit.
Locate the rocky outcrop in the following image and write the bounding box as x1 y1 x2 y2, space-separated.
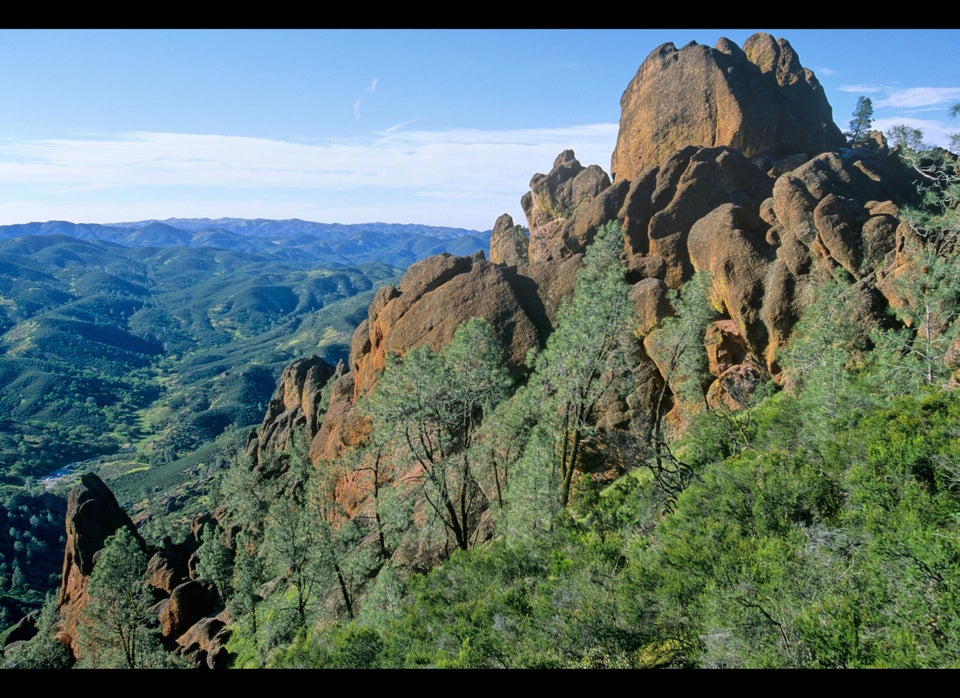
619 146 774 288
57 473 146 657
611 33 845 182
302 250 564 467
54 475 230 668
688 203 774 356
237 31 927 614
176 611 232 670
521 150 626 264
489 213 529 267
37 32 942 671
246 355 337 468
156 579 220 643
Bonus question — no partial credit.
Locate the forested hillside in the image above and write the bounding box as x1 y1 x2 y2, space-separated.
3 32 960 669
0 223 489 631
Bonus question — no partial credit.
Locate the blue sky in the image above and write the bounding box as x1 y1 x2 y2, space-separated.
0 29 956 231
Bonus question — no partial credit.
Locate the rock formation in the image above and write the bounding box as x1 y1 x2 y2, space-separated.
54 473 229 668
56 473 146 658
610 33 846 182
41 31 937 669
247 31 922 526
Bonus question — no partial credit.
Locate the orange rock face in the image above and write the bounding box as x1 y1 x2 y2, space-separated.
610 33 845 184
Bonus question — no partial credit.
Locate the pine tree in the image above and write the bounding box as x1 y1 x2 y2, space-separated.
848 96 874 144
195 521 235 603
361 317 512 551
77 527 167 668
519 219 635 508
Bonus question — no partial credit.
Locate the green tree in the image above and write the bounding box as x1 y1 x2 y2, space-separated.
888 108 960 250
847 95 874 143
195 521 235 604
868 244 960 395
868 111 960 396
260 439 328 631
0 592 74 669
524 219 635 508
361 317 512 551
642 270 718 503
225 528 267 666
77 527 166 668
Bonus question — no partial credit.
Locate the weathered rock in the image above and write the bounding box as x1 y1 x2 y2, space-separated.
159 579 220 643
687 203 774 356
57 473 145 658
2 610 38 647
176 612 232 670
521 150 615 263
303 248 575 467
704 319 750 377
310 372 367 464
356 252 543 398
489 213 529 267
642 147 774 287
611 33 844 182
146 540 192 596
706 357 767 411
772 151 915 252
630 277 671 337
247 355 336 467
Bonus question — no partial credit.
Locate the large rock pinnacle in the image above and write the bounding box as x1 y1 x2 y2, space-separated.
610 32 845 183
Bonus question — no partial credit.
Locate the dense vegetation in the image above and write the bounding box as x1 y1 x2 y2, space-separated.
0 223 491 627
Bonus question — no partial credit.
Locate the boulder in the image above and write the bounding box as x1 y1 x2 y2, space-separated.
159 579 220 643
176 612 232 670
629 147 773 287
611 33 845 182
521 150 617 263
247 355 336 467
687 203 774 356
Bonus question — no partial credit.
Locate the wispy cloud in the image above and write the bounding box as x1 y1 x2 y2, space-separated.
353 77 379 121
0 124 619 229
876 86 960 110
838 83 883 94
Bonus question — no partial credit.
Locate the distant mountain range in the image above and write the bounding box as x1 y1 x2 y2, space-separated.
0 218 492 269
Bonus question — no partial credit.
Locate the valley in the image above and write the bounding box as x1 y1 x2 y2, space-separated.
0 220 489 627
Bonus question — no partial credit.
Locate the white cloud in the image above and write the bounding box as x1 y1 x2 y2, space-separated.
876 87 960 110
0 124 619 230
838 83 883 94
353 77 380 121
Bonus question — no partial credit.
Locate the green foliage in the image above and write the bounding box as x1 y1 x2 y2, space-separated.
646 270 718 408
282 522 645 669
195 521 235 603
0 592 74 669
77 527 170 668
362 317 513 551
888 106 960 249
867 248 960 396
0 489 67 624
847 95 874 143
518 220 636 509
0 232 399 492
